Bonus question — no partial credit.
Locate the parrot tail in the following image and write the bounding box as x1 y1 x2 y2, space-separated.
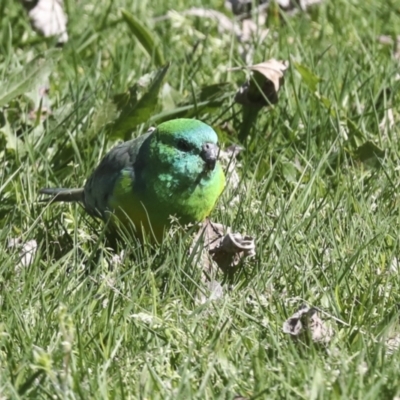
39 188 84 203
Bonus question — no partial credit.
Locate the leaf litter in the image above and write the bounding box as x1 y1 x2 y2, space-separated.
191 220 256 277
283 304 334 345
225 0 324 16
8 238 38 269
233 59 289 107
22 0 68 44
231 58 288 141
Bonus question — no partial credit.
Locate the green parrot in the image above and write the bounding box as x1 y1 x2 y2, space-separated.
40 118 226 240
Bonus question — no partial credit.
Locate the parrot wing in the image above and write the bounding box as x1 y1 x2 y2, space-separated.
40 131 152 220
83 131 151 219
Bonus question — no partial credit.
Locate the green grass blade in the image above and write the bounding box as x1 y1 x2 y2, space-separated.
121 9 165 67
108 63 170 140
0 50 60 107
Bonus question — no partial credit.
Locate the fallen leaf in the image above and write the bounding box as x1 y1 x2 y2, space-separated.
233 59 289 107
283 304 333 344
385 333 400 355
238 15 269 64
241 16 269 43
8 238 38 268
191 220 256 275
248 60 289 93
296 0 324 10
225 0 323 16
377 35 394 45
377 35 400 61
233 59 288 141
22 0 68 44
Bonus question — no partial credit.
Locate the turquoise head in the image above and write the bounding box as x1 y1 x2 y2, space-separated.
148 119 221 188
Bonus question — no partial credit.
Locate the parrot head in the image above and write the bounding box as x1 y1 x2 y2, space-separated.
148 119 222 185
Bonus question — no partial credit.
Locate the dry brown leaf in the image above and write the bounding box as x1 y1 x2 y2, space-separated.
283 304 333 344
377 35 400 61
249 60 289 93
22 0 68 44
225 0 323 16
377 35 394 46
191 220 256 275
8 238 38 268
239 16 269 63
385 332 400 355
277 0 291 7
297 0 324 9
233 59 289 107
241 16 269 43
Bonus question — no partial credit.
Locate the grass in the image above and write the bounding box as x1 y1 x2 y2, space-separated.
1 0 400 398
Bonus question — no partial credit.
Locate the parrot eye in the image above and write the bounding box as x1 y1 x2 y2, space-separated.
177 139 191 152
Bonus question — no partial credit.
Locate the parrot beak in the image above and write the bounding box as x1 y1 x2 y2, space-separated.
201 142 218 171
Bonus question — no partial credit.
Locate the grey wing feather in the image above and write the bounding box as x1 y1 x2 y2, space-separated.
83 132 151 219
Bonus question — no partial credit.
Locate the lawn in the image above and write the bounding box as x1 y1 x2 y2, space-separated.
1 0 400 398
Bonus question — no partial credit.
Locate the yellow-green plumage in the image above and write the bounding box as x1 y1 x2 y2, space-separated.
40 119 226 240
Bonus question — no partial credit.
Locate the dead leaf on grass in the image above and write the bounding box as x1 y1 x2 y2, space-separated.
377 35 400 61
233 59 289 107
22 0 68 44
241 16 269 43
8 238 38 268
377 35 394 46
384 329 400 355
225 0 323 16
191 220 256 276
283 304 334 344
238 15 269 63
